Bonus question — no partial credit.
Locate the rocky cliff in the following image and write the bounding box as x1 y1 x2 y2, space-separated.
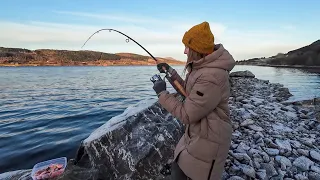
1 71 320 180
237 40 320 67
0 47 185 66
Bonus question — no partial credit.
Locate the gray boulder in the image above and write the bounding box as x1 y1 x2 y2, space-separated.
230 70 255 78
73 99 184 180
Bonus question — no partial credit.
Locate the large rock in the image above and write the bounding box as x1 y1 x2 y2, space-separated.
72 99 184 180
0 170 31 180
230 70 255 78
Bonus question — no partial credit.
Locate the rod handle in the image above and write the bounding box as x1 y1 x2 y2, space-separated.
173 80 187 97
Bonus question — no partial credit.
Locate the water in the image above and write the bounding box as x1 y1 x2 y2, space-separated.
0 65 319 173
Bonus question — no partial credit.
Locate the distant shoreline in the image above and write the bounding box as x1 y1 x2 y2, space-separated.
236 64 320 69
0 64 186 67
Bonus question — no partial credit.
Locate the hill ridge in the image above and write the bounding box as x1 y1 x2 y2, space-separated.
0 47 185 66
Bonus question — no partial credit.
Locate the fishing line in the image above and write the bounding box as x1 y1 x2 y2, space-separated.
81 28 158 61
81 28 187 98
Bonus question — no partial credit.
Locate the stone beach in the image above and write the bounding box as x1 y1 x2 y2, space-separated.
1 70 319 180
224 71 320 180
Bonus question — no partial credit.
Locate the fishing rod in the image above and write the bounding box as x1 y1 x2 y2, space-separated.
81 28 187 98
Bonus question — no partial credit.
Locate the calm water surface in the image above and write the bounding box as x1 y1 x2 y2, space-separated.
0 65 319 173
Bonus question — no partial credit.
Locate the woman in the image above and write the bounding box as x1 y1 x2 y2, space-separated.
153 21 236 180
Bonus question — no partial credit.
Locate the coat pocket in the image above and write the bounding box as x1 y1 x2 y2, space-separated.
186 137 219 163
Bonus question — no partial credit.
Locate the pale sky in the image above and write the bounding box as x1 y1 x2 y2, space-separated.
1 0 319 61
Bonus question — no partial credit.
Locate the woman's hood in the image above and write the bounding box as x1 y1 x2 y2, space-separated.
189 44 236 71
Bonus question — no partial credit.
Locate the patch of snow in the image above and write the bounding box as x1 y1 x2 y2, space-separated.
84 98 157 143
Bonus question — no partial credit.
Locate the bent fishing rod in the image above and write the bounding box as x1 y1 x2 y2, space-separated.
81 28 187 97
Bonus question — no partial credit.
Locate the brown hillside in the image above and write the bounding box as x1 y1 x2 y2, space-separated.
237 40 320 67
0 47 185 66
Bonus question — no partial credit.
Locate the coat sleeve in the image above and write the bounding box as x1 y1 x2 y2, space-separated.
170 69 185 86
158 74 222 124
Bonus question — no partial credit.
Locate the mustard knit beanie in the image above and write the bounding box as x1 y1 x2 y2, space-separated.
182 21 215 54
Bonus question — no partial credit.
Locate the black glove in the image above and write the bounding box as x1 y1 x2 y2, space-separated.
157 63 172 73
153 79 167 96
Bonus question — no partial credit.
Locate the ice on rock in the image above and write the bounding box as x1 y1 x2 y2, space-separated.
0 170 31 180
84 98 157 143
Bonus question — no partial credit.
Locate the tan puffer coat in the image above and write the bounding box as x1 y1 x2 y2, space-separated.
158 44 236 180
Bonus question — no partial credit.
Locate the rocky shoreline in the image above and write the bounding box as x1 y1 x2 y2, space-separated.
225 71 320 180
1 70 319 180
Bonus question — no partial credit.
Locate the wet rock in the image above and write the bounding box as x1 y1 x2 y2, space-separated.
243 104 255 109
256 169 267 180
236 142 251 153
275 156 292 170
310 150 320 162
230 152 251 162
294 174 309 180
239 164 256 178
275 139 292 152
227 176 245 180
311 166 320 174
297 149 309 157
260 152 271 163
301 109 309 115
253 160 261 169
229 165 241 175
264 148 280 156
240 119 254 127
236 96 245 102
248 124 263 131
272 123 293 133
0 170 32 180
300 114 309 119
293 156 315 171
301 138 315 147
290 140 301 149
261 163 278 178
308 172 320 180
